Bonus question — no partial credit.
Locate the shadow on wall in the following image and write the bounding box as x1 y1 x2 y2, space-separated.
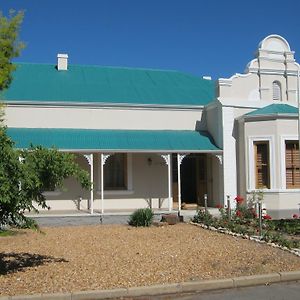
0 252 68 275
195 112 207 131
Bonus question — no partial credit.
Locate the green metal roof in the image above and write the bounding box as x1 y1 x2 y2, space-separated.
246 104 298 116
1 63 215 106
7 128 221 152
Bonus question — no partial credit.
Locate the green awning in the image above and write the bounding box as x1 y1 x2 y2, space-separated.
7 128 221 153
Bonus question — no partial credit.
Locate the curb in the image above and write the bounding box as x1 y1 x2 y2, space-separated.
1 271 300 300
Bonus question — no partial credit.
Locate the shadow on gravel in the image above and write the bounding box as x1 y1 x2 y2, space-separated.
0 252 68 275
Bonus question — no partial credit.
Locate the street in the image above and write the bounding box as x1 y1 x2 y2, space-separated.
130 281 300 300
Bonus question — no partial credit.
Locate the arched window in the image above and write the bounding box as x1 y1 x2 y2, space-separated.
272 81 282 101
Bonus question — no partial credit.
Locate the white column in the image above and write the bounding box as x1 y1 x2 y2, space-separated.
215 154 224 206
177 154 188 213
297 67 300 165
83 154 94 214
168 154 171 211
18 156 24 191
160 154 172 211
100 153 111 214
100 153 104 214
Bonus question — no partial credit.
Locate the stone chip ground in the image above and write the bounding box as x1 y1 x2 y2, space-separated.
1 223 300 296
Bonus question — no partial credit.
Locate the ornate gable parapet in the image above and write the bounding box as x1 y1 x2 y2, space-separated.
218 35 299 103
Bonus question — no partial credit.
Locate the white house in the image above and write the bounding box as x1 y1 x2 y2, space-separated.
2 34 299 218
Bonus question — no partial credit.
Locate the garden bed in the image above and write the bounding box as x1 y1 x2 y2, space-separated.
1 223 300 296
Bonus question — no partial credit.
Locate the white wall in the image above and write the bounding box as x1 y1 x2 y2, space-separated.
43 153 170 211
5 105 205 130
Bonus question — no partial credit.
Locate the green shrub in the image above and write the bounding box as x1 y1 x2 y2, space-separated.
193 209 214 226
128 208 154 227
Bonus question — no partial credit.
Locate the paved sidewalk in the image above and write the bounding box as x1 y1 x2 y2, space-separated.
164 281 300 300
26 208 219 227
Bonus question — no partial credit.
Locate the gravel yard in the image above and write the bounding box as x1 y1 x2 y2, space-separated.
1 223 300 296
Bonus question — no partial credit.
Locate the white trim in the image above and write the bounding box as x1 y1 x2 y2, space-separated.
280 136 299 190
259 34 291 52
248 136 275 190
15 148 222 154
247 188 300 193
96 190 134 196
5 101 205 111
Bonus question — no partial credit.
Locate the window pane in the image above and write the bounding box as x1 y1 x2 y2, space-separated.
285 141 300 188
255 142 270 189
104 154 127 190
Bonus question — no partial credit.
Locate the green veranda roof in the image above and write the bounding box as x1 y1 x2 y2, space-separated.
7 128 221 152
246 104 298 116
2 63 215 107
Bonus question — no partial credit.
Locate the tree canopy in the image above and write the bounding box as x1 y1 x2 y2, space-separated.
0 10 91 228
0 129 91 228
0 10 25 91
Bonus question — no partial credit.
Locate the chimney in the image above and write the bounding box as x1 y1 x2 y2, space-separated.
57 53 68 71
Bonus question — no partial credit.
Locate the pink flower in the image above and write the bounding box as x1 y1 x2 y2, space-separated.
292 214 299 219
235 195 244 205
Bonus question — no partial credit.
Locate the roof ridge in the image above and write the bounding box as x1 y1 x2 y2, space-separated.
14 62 181 73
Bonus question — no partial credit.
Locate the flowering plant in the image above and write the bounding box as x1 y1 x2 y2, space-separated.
235 195 244 205
236 210 243 218
263 214 272 220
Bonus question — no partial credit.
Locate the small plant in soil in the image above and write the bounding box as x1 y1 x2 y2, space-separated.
128 208 154 227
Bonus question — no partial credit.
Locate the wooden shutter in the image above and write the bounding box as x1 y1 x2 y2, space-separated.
286 141 300 188
255 142 270 189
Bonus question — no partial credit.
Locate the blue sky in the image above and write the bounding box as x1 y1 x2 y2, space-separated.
2 0 300 79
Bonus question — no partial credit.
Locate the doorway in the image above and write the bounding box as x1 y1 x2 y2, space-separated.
172 154 208 208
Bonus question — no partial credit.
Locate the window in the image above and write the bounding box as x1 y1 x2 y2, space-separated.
285 141 300 188
272 81 282 101
254 141 270 189
104 154 127 190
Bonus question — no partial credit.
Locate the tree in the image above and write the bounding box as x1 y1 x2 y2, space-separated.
0 130 90 228
0 10 25 90
0 11 91 228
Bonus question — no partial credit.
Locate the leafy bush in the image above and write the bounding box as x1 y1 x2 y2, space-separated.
268 219 300 235
128 208 154 227
193 209 214 226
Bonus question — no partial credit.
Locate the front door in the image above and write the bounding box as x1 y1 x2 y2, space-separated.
172 154 208 207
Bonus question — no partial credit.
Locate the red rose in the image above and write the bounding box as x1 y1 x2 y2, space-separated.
235 195 244 204
292 214 299 219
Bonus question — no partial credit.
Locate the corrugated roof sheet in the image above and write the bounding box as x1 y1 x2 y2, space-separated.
7 128 221 152
1 63 215 106
246 104 298 116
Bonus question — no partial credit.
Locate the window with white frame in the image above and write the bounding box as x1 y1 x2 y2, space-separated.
285 141 300 188
254 141 270 189
272 81 282 101
104 154 127 190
